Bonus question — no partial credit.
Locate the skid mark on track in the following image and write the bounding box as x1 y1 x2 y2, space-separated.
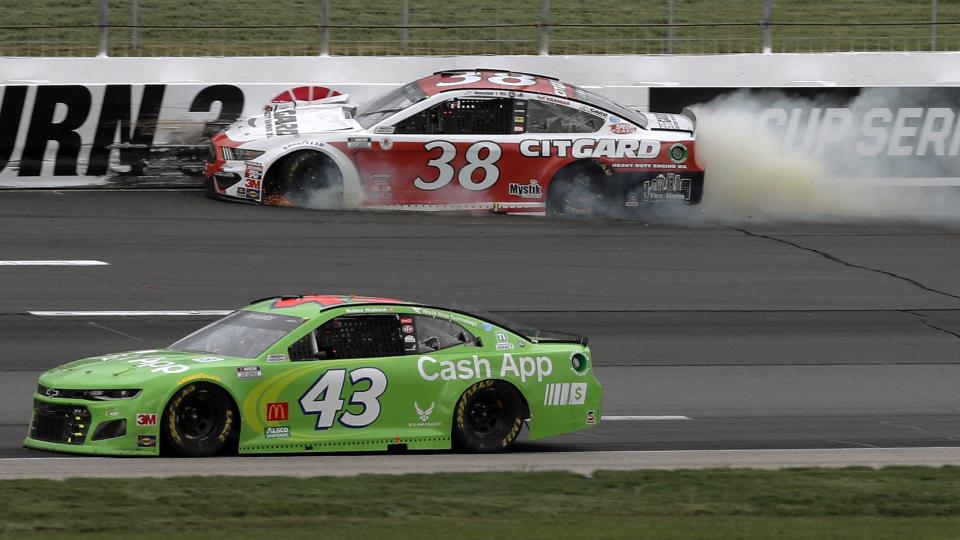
902 310 960 341
828 440 880 449
879 421 960 442
734 227 960 301
86 321 143 342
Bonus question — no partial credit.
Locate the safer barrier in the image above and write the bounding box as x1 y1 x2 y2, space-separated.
1 53 959 187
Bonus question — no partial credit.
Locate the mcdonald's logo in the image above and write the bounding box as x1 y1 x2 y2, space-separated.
266 402 289 421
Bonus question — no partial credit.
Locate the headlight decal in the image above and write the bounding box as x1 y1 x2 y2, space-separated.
37 386 142 401
222 147 265 161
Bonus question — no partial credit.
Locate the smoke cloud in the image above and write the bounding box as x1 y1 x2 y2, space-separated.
661 89 960 225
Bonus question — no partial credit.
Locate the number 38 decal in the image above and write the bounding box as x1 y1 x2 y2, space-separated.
414 141 502 191
299 367 387 429
435 72 536 87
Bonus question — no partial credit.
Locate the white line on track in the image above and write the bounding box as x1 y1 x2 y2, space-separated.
28 310 232 316
0 260 108 266
602 415 692 421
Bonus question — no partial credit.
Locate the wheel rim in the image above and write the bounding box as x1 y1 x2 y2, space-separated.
556 171 602 215
467 390 505 437
175 394 217 440
300 161 333 191
289 159 343 205
298 161 342 192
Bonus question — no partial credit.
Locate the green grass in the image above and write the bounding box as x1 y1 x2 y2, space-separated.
4 467 960 539
0 0 959 56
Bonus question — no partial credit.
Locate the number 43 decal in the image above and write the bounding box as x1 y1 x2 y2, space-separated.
299 367 387 429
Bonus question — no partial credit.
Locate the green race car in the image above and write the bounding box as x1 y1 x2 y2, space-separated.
25 295 601 456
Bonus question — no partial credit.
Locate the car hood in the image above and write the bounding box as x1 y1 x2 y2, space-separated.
38 349 245 388
227 96 362 142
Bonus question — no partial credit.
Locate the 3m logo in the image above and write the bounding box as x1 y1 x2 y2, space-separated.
544 383 587 406
136 413 157 426
266 402 289 421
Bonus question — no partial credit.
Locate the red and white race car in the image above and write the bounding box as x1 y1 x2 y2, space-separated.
205 69 703 216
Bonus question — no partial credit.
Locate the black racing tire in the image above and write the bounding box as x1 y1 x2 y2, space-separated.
546 163 606 218
279 151 344 208
162 383 238 457
453 380 524 453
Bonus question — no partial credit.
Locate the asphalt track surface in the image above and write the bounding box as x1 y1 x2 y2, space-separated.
2 190 960 474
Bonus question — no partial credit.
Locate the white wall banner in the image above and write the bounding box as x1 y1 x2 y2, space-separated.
2 52 960 188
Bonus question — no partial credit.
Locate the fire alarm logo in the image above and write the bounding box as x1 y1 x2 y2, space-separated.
266 402 289 422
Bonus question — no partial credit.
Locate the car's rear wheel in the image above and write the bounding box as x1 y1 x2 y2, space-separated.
453 380 524 453
162 383 237 457
546 163 606 218
278 151 343 208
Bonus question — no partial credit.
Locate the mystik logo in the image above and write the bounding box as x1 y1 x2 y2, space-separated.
415 401 435 422
409 401 441 428
508 180 542 198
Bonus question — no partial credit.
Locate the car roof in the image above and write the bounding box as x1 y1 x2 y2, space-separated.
244 294 417 317
241 294 587 345
416 69 575 98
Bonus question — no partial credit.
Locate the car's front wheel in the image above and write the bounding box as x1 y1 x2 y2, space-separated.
277 151 343 208
453 380 525 453
162 383 237 457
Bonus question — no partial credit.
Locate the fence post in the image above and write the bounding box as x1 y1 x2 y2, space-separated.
539 0 550 55
761 0 773 53
319 0 330 56
667 0 675 54
402 0 409 51
132 0 139 52
97 0 109 57
931 0 938 51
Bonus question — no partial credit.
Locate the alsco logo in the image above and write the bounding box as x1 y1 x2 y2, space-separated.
264 426 290 439
266 402 289 421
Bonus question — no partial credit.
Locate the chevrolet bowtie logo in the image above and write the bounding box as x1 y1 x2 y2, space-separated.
45 388 60 397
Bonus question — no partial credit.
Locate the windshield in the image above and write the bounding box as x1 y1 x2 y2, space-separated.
170 311 306 359
355 82 429 129
570 85 648 128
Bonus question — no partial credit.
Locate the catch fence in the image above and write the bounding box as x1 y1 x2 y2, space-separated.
0 0 957 56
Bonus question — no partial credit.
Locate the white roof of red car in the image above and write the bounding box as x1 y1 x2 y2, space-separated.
416 69 575 98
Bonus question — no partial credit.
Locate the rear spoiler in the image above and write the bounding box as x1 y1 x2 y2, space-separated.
529 330 589 346
628 107 697 135
682 107 698 134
